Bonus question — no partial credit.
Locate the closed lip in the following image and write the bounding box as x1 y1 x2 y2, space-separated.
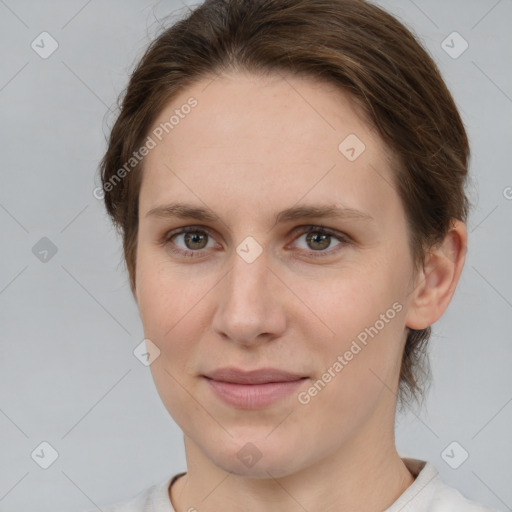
203 367 307 384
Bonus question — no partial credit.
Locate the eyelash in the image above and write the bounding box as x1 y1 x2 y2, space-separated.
161 225 351 260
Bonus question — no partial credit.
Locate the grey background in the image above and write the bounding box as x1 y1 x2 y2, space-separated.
0 0 510 511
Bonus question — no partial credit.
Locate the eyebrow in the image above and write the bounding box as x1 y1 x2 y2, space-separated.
145 201 374 226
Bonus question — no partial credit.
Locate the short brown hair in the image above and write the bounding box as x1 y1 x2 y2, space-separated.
99 0 470 409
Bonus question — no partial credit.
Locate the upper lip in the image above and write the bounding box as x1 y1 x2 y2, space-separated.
204 367 307 384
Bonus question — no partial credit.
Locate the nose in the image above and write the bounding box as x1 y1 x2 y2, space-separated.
211 245 287 347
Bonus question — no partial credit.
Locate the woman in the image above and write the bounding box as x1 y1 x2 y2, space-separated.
91 0 499 510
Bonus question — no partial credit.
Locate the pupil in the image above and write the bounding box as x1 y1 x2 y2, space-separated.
308 232 329 250
186 232 206 249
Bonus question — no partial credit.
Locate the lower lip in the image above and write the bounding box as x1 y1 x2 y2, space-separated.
204 377 307 409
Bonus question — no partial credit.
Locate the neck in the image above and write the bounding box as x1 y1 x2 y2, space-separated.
170 426 415 512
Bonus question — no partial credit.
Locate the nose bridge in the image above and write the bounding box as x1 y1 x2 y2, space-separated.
225 243 272 310
212 240 285 342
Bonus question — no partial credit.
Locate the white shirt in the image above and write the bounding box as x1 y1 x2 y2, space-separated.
88 457 500 511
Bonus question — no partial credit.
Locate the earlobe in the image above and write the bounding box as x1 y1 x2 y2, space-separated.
405 220 467 330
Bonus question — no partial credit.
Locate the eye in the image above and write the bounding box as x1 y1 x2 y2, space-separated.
163 226 218 258
161 225 350 260
290 225 349 258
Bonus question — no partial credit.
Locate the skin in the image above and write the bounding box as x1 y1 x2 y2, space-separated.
133 71 467 512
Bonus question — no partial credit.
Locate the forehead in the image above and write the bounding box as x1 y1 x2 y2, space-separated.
139 71 403 229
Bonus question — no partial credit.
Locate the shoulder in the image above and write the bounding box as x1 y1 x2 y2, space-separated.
390 457 501 512
79 473 179 512
95 490 149 512
430 481 500 512
81 485 154 512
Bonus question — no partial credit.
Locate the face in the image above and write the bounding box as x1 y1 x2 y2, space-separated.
134 71 419 477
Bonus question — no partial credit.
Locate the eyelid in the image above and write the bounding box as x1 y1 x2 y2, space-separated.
289 224 348 239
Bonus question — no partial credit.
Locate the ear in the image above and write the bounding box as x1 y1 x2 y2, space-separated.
405 220 467 330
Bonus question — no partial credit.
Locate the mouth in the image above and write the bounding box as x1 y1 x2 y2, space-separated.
202 367 308 409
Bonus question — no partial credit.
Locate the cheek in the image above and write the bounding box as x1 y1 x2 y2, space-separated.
303 265 407 397
135 248 219 384
300 308 406 432
136 245 199 337
136 252 209 423
300 267 385 341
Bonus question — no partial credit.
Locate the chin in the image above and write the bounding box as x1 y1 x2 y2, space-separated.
204 435 308 479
